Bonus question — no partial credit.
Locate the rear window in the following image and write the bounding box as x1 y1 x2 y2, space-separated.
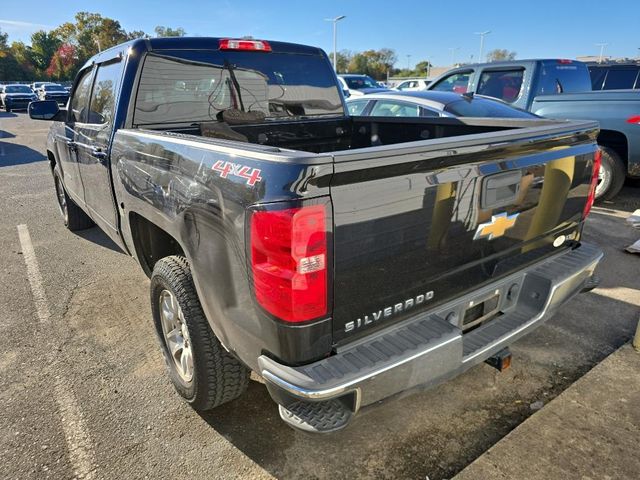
134 50 343 125
44 84 66 92
538 62 592 94
476 69 523 103
603 68 639 89
342 76 379 90
444 97 535 118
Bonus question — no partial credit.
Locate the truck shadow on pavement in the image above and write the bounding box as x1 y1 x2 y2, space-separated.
0 142 46 167
75 226 125 254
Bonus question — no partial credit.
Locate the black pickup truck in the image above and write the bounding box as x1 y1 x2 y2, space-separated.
29 37 603 433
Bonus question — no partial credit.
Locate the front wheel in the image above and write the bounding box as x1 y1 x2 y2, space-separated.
595 146 626 201
150 256 249 411
52 165 93 230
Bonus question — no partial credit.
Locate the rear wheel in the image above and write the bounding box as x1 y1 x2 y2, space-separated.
150 256 249 411
52 165 94 230
595 146 626 201
5 105 11 112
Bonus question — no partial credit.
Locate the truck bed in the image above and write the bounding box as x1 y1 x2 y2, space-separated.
112 115 599 367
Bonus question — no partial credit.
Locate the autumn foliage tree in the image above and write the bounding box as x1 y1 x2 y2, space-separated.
46 44 78 80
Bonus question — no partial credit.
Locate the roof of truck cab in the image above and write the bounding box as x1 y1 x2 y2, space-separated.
82 37 325 69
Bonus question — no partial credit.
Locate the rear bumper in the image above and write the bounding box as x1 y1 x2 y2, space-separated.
259 242 603 421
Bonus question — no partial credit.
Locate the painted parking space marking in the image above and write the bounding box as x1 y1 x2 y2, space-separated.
17 224 97 480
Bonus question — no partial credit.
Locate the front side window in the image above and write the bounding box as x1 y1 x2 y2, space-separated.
476 69 524 103
88 61 122 126
347 100 368 115
70 69 94 122
431 71 472 94
370 100 420 117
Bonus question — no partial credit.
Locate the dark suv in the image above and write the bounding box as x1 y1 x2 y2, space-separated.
589 63 640 90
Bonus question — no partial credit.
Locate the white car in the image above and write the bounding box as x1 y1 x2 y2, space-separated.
346 91 537 119
394 79 431 91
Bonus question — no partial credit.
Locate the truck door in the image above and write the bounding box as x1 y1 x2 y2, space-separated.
74 58 124 240
57 66 95 205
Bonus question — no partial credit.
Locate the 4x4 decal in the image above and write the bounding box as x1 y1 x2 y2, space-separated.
212 161 263 186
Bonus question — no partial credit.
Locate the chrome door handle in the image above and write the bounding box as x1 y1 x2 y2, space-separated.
91 147 108 161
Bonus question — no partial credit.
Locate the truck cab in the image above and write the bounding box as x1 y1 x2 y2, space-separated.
428 59 592 111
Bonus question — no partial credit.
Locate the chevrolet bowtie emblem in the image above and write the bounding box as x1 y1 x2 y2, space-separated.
474 212 519 240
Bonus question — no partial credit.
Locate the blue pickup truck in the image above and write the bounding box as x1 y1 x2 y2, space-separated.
428 59 640 199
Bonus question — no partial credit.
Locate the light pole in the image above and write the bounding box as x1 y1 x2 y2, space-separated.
595 43 608 63
449 47 460 66
475 30 491 62
406 54 412 70
325 15 346 71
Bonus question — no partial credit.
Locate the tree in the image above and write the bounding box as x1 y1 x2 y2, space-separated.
30 30 62 73
46 43 78 80
154 26 186 37
0 28 31 81
347 49 397 80
335 50 353 73
127 30 149 40
53 12 128 64
486 49 517 62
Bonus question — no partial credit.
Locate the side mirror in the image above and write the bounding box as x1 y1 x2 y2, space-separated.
29 100 65 121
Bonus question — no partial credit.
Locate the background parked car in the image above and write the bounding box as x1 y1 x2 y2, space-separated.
30 81 55 93
394 78 431 91
428 59 640 199
38 83 70 105
588 63 640 90
0 84 38 112
338 74 391 97
346 90 538 119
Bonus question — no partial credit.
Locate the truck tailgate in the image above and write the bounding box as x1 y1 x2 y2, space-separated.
330 121 599 343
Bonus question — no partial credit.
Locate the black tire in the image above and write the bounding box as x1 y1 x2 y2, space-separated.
52 165 94 231
596 146 626 201
5 106 11 112
150 256 249 411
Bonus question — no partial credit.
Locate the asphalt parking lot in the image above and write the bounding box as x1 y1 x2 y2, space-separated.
1 111 639 480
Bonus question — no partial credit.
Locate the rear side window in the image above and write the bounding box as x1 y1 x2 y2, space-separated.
477 69 523 103
589 67 607 90
70 69 93 122
603 68 639 89
431 71 472 93
370 100 420 117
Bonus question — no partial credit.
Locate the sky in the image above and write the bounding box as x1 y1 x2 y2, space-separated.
1 0 639 68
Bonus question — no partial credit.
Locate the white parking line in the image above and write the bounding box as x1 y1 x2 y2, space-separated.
17 224 97 480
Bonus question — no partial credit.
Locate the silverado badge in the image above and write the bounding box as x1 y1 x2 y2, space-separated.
474 212 519 240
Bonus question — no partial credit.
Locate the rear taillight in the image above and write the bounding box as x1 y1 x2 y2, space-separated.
250 204 328 323
626 115 640 125
219 38 272 52
583 149 602 219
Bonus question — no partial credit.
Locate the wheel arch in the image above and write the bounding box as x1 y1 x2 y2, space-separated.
597 130 628 169
128 212 186 277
